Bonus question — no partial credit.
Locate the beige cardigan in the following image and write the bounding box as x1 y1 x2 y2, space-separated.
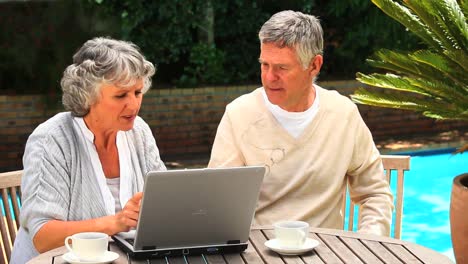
209 86 393 236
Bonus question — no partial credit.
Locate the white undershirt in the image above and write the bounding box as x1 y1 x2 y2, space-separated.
262 86 320 138
73 117 133 214
106 177 122 212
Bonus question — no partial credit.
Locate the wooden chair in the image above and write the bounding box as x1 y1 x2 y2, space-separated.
341 155 410 239
0 170 22 264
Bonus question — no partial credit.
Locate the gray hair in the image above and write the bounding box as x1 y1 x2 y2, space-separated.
61 37 156 116
259 10 324 69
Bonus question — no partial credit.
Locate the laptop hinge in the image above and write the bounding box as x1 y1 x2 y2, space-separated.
142 245 157 250
227 240 241 244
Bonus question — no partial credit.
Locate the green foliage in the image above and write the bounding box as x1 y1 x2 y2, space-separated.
0 0 119 97
177 44 226 87
90 0 217 86
1 0 423 93
352 0 468 121
86 0 421 87
318 0 421 77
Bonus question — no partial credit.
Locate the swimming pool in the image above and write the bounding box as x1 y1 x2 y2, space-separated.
391 149 467 261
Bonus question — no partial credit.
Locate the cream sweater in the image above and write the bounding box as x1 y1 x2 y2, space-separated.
208 86 393 236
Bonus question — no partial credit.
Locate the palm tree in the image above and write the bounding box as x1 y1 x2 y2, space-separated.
351 0 468 126
352 4 467 262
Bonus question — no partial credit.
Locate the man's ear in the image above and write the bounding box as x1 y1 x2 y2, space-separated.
309 55 323 76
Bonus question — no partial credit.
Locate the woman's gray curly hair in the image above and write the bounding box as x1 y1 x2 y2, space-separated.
61 37 156 116
259 10 323 69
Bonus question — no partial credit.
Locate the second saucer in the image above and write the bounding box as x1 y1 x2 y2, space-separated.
264 238 320 255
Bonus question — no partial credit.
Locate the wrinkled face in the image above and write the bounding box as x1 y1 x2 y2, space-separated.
259 43 322 112
87 79 144 132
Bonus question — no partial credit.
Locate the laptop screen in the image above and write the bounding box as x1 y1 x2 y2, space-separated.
130 166 265 251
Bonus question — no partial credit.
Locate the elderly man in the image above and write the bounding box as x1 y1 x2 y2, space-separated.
208 10 393 236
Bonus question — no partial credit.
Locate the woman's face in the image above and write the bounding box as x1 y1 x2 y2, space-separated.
87 79 144 132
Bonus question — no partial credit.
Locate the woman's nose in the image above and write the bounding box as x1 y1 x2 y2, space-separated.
127 94 141 109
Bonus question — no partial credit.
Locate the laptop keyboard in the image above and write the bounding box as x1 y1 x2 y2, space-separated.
125 238 135 246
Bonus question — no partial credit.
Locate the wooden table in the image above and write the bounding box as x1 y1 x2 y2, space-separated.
29 226 453 264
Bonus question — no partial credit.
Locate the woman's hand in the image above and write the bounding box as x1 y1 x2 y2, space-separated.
33 192 144 253
112 192 143 232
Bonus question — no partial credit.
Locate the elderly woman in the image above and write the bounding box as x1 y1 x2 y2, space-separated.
11 37 166 263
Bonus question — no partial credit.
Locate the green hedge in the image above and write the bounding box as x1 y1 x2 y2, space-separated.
0 0 420 94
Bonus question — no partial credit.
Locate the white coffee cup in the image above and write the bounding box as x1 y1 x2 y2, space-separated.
274 221 309 249
65 232 108 261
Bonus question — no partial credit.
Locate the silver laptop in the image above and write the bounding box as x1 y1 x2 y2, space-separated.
112 166 265 259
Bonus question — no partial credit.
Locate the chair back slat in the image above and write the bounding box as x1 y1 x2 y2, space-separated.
342 155 410 239
10 187 21 228
2 189 18 245
385 166 391 182
340 188 346 229
1 190 13 261
0 170 22 264
348 198 356 231
0 215 11 264
0 171 21 189
394 168 406 239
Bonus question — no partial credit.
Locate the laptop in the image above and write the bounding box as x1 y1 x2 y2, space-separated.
112 166 265 259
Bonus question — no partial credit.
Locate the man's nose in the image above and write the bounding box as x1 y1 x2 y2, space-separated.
264 68 279 82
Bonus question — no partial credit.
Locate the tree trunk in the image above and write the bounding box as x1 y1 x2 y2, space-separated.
197 1 214 45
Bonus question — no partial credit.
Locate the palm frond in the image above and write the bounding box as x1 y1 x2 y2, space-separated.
371 0 441 49
408 78 468 106
351 88 429 111
444 48 468 72
351 88 468 120
357 72 468 105
422 109 468 120
403 1 452 50
410 50 468 87
357 73 430 95
462 0 468 19
368 50 430 76
354 0 468 122
404 0 468 71
351 87 440 110
432 0 468 50
368 50 459 87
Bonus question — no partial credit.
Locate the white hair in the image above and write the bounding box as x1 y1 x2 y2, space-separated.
61 37 156 116
259 10 324 69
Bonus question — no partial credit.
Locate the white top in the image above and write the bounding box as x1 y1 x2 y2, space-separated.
106 177 122 212
261 86 320 138
73 117 133 215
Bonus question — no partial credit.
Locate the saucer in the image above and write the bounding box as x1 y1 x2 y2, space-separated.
264 238 319 255
62 251 119 264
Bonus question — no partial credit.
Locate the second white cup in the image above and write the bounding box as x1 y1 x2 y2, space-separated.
274 221 309 249
64 232 108 261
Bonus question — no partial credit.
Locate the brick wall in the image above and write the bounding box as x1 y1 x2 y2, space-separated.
140 85 255 159
1 80 466 171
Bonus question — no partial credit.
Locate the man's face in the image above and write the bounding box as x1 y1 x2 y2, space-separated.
259 42 322 112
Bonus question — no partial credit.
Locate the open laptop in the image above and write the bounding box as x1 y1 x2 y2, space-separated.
112 166 265 259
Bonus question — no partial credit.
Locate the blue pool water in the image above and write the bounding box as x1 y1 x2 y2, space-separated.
394 149 467 261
